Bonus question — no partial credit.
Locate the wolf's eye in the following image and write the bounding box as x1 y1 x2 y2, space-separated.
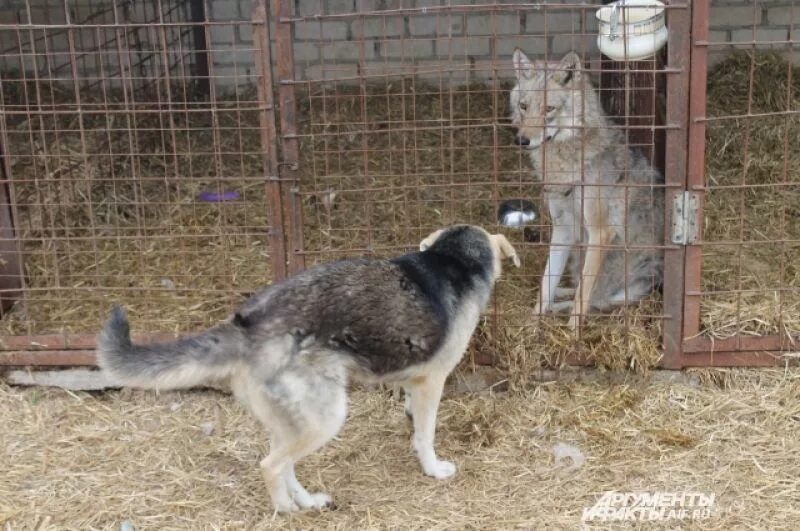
519 102 528 111
545 105 558 114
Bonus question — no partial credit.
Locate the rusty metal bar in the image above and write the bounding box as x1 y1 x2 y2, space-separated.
253 1 288 281
682 334 792 354
680 351 793 368
0 350 97 367
0 113 23 317
274 3 690 22
272 0 304 275
0 332 180 351
5 348 787 370
660 1 693 369
188 0 210 97
680 0 709 346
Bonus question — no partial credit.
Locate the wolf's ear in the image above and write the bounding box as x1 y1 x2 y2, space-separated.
419 229 445 251
491 234 521 268
552 51 582 86
512 48 535 81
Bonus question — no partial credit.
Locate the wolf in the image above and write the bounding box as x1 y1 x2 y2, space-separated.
96 225 519 514
510 48 665 329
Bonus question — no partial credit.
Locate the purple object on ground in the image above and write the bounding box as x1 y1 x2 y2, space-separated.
198 191 241 202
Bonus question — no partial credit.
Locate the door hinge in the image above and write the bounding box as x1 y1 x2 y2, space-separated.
671 191 700 245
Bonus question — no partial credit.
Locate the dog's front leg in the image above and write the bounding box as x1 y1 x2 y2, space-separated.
406 373 455 479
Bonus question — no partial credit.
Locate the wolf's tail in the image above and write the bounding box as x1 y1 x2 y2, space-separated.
97 305 248 390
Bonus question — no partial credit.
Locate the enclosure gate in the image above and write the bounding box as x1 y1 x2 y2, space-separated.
266 0 798 369
673 0 796 368
0 0 796 370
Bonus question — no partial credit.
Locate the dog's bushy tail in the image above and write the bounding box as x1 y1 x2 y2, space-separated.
97 305 248 390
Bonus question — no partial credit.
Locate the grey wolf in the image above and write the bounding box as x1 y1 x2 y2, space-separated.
510 48 664 329
97 225 519 513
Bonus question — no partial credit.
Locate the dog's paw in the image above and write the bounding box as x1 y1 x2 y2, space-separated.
292 489 333 510
309 492 333 509
425 459 457 479
295 492 333 510
273 500 301 513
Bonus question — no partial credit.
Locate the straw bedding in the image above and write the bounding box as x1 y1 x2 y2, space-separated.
0 85 272 336
1 367 798 528
702 52 800 339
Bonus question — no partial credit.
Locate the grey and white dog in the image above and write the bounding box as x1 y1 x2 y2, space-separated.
97 225 519 514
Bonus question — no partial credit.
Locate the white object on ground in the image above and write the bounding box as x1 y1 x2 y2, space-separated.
553 441 586 471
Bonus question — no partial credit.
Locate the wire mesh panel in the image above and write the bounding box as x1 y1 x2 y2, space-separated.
279 1 675 368
0 0 278 343
683 0 798 363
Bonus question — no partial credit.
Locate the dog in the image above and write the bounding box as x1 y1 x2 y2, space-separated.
96 225 519 514
510 48 664 329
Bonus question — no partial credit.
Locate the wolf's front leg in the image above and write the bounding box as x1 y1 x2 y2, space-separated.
568 224 612 330
534 223 575 314
406 373 455 479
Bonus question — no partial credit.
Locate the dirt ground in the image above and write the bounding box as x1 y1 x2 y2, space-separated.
1 367 798 529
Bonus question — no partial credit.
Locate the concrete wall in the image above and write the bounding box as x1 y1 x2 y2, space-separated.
707 0 798 64
0 0 796 92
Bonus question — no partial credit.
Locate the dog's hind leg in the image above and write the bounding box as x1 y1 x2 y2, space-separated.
242 365 347 513
405 372 455 479
283 463 333 510
259 383 346 512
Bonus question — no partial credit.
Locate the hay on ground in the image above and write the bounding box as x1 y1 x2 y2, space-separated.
1 367 798 528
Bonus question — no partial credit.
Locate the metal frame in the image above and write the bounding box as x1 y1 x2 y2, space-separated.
1 0 274 365
678 0 795 366
1 0 797 370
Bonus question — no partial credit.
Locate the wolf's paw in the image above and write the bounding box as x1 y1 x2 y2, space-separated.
554 287 576 300
567 315 580 330
425 459 457 479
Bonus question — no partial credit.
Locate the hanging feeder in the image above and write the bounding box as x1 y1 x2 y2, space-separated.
596 0 668 62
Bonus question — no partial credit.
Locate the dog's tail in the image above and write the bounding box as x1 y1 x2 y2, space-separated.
97 305 248 390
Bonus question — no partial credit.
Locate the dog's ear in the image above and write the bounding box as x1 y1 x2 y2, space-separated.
512 48 535 81
491 234 521 268
552 51 582 86
419 229 444 251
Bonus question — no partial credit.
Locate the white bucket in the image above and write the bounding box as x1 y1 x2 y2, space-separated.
596 0 668 62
